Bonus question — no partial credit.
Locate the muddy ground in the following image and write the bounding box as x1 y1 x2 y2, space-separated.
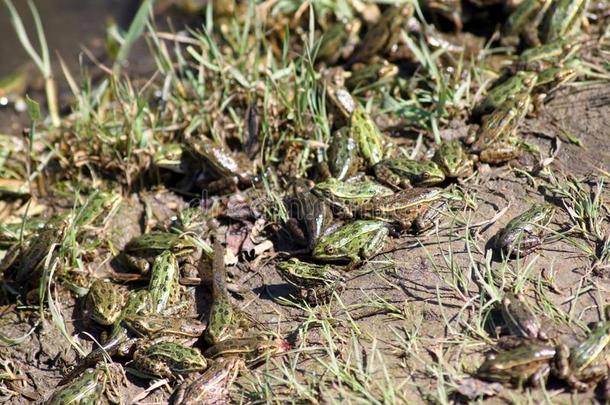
1 82 609 404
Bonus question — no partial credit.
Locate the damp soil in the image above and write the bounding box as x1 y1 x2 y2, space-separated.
1 84 608 404
1 4 610 404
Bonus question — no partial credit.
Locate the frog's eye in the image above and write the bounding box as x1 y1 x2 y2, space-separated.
325 246 336 254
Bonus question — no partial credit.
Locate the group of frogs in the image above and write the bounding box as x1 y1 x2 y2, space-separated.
476 292 610 392
271 0 608 395
0 0 603 401
0 203 288 403
273 0 587 305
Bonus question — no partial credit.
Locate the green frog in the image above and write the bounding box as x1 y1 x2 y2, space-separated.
356 188 446 233
132 341 207 378
552 320 610 391
312 220 389 265
276 258 345 304
85 279 124 326
204 335 291 366
123 314 207 339
502 0 552 45
74 191 122 229
326 84 385 168
0 216 46 249
495 204 555 257
469 84 536 164
154 142 185 173
472 71 537 119
373 158 445 189
1 215 68 284
503 0 587 46
516 36 581 71
533 61 579 96
121 232 196 273
476 342 556 387
312 178 393 218
347 5 413 65
539 0 588 44
47 364 124 405
147 250 180 314
345 59 399 91
59 290 154 386
432 140 474 179
174 335 290 404
316 19 361 64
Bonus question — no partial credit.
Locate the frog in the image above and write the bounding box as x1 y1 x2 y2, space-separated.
316 19 362 64
85 279 125 326
154 142 185 173
204 238 248 345
503 0 587 47
494 203 555 257
325 127 362 181
312 220 389 265
499 292 549 341
312 177 394 218
47 363 124 405
476 342 556 387
533 61 579 96
123 314 207 339
59 290 155 386
345 59 399 91
121 231 196 274
468 84 536 165
184 136 256 192
515 36 581 72
1 215 68 284
471 71 538 119
276 258 346 305
172 356 243 405
432 140 474 179
347 4 414 65
552 320 610 391
325 83 385 168
502 0 553 46
356 188 446 233
373 158 445 190
539 0 588 45
174 335 289 403
284 191 333 249
0 216 46 249
204 335 291 367
74 191 122 230
147 250 181 314
132 341 207 378
350 107 386 168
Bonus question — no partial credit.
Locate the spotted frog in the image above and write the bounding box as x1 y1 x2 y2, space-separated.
312 220 389 265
